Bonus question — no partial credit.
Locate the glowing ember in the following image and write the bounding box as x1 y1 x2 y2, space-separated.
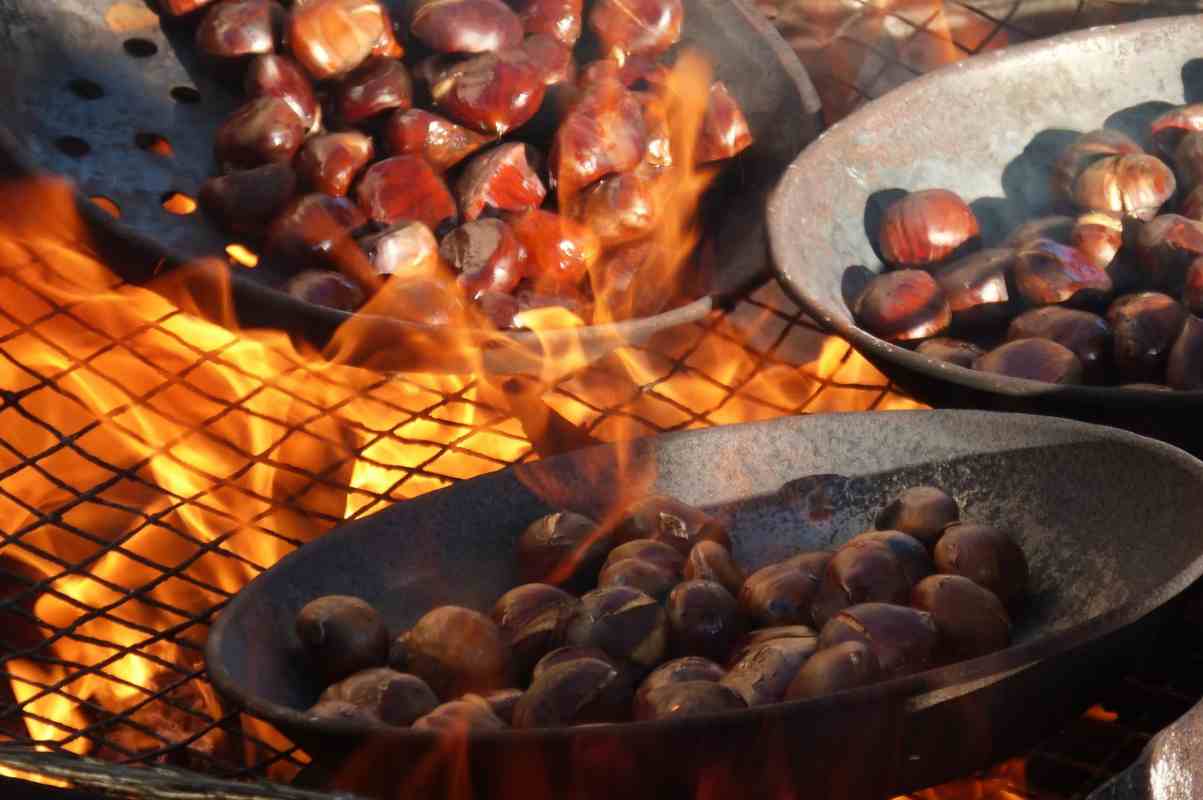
225 243 259 268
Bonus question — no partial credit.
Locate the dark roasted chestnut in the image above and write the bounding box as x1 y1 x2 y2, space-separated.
491 583 579 679
571 173 656 246
932 248 1016 327
508 209 601 291
598 558 678 602
845 530 933 586
356 155 458 230
550 79 647 199
587 0 683 58
818 602 938 678
1106 292 1187 382
295 595 389 684
285 270 365 311
215 97 306 171
566 586 668 672
295 132 374 197
265 193 369 274
413 699 508 731
335 56 413 125
739 561 820 629
531 645 616 681
439 218 527 297
634 681 746 720
853 270 951 342
430 47 547 135
635 656 725 714
1005 307 1111 380
1185 258 1203 314
319 668 439 726
911 574 1011 662
1167 313 1203 390
726 625 817 666
915 338 985 368
1053 129 1144 200
245 54 320 133
1071 154 1175 220
666 580 742 661
411 0 523 54
358 220 440 279
874 486 959 549
810 539 912 629
1013 238 1112 307
403 606 512 698
513 657 632 727
934 522 1029 610
197 0 283 60
785 640 880 700
614 495 730 555
199 162 297 236
972 339 1084 385
697 81 753 164
512 0 583 45
287 0 389 79
606 539 685 575
517 511 611 591
479 688 524 724
878 189 980 269
1133 214 1203 294
684 541 745 596
719 637 816 706
456 143 546 222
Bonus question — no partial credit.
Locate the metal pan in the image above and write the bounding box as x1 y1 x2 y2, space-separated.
206 410 1203 799
766 16 1203 452
0 0 821 374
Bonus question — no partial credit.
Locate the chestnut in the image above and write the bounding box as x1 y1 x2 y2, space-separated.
726 625 817 666
606 539 685 575
1106 292 1187 382
782 551 834 582
683 541 745 596
384 109 491 173
1072 154 1175 221
439 218 527 297
874 486 959 549
245 54 320 134
491 583 579 678
358 220 440 279
356 156 458 230
479 688 523 724
845 530 933 586
1183 186 1203 222
1071 212 1126 273
265 193 368 275
305 699 379 724
587 0 683 58
915 338 985 368
285 270 365 311
403 606 513 698
456 143 547 222
934 522 1029 610
1133 214 1203 294
599 558 678 602
517 511 612 591
1185 258 1203 315
287 0 389 80
295 132 374 197
1053 129 1144 200
1013 238 1112 307
697 82 753 164
199 162 297 236
614 495 730 555
335 56 413 125
215 97 306 171
411 0 523 54
520 33 575 85
1004 215 1074 249
634 681 746 720
972 339 1085 385
571 173 656 246
853 270 951 342
513 657 632 727
1151 104 1203 157
430 48 547 135
932 248 1016 327
295 595 389 684
508 208 601 291
532 646 616 682
197 0 283 60
1005 307 1111 379
911 574 1011 662
636 656 726 706
810 539 911 629
413 699 508 731
1175 131 1203 192
319 667 439 726
1166 313 1203 390
818 603 938 679
371 278 470 326
878 189 980 269
666 580 742 662
785 641 881 700
738 561 819 629
550 80 648 198
719 637 816 706
512 0 583 45
566 586 668 672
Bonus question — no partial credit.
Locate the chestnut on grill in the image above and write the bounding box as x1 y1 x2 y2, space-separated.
517 511 611 591
285 270 365 311
480 688 524 724
1071 154 1176 221
684 541 745 596
531 645 617 681
384 109 491 172
972 339 1085 385
336 57 414 125
565 586 668 672
933 248 1016 328
356 156 458 230
853 270 951 342
550 79 648 198
1071 212 1132 289
634 681 746 720
512 0 584 45
318 667 439 726
413 699 508 731
818 602 939 679
513 657 632 727
614 495 731 555
244 55 320 134
1053 129 1144 200
726 625 817 665
287 0 389 80
785 641 881 700
911 574 1011 663
874 486 959 549
295 595 389 684
1166 313 1203 390
845 530 933 586
739 561 820 629
410 0 524 54
508 209 601 290
295 132 374 198
587 0 683 58
915 338 985 368
666 580 743 661
491 583 579 679
1184 258 1203 314
1106 292 1187 382
265 193 369 274
1004 215 1075 249
456 143 547 222
1013 238 1112 307
635 656 726 711
934 522 1029 610
878 189 980 269
199 163 297 236
1132 214 1203 294
439 218 527 297
402 606 513 698
215 97 306 171
430 48 548 135
606 539 686 575
358 220 440 279
719 637 816 706
598 558 678 602
572 173 657 246
810 539 912 629
1005 307 1111 379
196 0 283 60
697 81 754 164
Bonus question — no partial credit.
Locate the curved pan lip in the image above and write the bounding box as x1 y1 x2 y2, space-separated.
766 15 1203 407
205 409 1203 746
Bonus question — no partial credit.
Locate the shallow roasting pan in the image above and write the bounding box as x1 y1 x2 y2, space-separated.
768 16 1203 452
0 0 820 375
206 411 1203 800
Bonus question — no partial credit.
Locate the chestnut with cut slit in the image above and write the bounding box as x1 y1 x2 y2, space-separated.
480 688 523 723
531 646 616 682
606 539 685 576
1107 292 1187 383
853 270 950 342
933 248 1015 327
635 656 725 716
598 558 678 602
1054 129 1145 200
508 208 601 291
295 595 389 684
726 625 817 666
517 511 611 591
384 109 491 172
786 640 881 700
565 586 668 672
572 173 657 246
430 47 547 135
403 606 513 699
1133 214 1203 294
1072 154 1176 221
199 162 297 236
697 81 753 164
720 637 816 706
818 602 938 679
550 79 648 198
934 522 1029 610
318 668 439 726
356 156 458 230
911 574 1011 663
1013 238 1112 307
266 193 368 275
491 583 579 679
845 530 933 586
513 657 631 727
287 0 389 80
684 541 745 596
358 220 440 279
916 338 984 368
614 495 730 555
512 0 583 45
810 538 913 629
878 189 980 269
588 0 683 58
875 487 958 549
972 339 1084 385
1151 104 1203 159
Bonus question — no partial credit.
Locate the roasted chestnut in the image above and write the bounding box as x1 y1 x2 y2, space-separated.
411 0 524 54
531 645 616 681
1175 131 1203 192
1013 238 1112 307
683 541 745 596
666 580 742 661
1167 313 1203 390
587 0 683 58
520 33 575 85
295 132 374 197
598 558 679 602
285 270 365 311
1005 307 1111 379
245 54 320 134
1053 129 1144 200
1183 186 1203 222
305 699 379 724
550 79 648 199
915 337 985 368
197 0 283 60
911 574 1011 662
845 530 933 586
1151 104 1203 159
1106 292 1187 382
479 688 524 724
726 625 817 665
614 495 730 555
287 0 389 80
430 48 547 135
513 657 632 727
635 656 726 710
1133 214 1203 294
413 699 508 731
491 583 579 678
1004 215 1074 249
439 218 527 297
738 561 820 629
933 522 1029 610
785 641 881 700
1071 154 1175 221
265 193 369 275
719 637 816 706
215 97 306 171
810 539 911 629
566 586 668 672
878 189 980 269
1185 258 1203 314
356 155 458 230
606 539 685 575
517 511 612 591
318 667 439 726
1070 212 1126 275
512 0 583 45
697 81 753 164
853 270 951 342
456 143 546 222
358 220 440 279
933 248 1016 327
384 109 490 172
336 56 413 125
403 606 513 698
571 173 656 246
972 339 1085 385
634 681 746 720
295 594 389 684
818 602 938 678
199 162 297 236
507 209 601 291
874 486 959 549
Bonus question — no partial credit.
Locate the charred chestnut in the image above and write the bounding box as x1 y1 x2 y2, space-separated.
719 637 816 706
598 558 678 602
358 220 440 280
911 574 1011 662
785 641 881 700
614 495 730 554
666 580 742 661
606 539 685 575
635 681 746 720
933 248 1016 327
915 338 985 368
384 109 491 172
517 511 611 591
245 54 320 134
587 0 683 58
853 270 951 342
810 539 911 629
683 541 745 596
403 606 512 698
1013 238 1112 307
566 586 668 671
972 339 1085 385
738 561 819 629
1167 313 1203 390
491 583 579 678
287 0 389 80
199 163 297 236
514 657 632 726
285 270 365 311
319 667 439 726
197 0 283 60
439 218 527 297
1072 154 1175 220
456 143 546 222
875 486 959 549
1106 292 1187 382
430 48 547 135
1005 307 1111 379
356 156 458 230
934 522 1029 610
410 0 524 54
878 189 980 269
413 699 508 731
336 56 413 125
1133 214 1203 294
818 602 938 678
215 97 306 171
295 595 389 684
1053 129 1144 200
295 132 374 197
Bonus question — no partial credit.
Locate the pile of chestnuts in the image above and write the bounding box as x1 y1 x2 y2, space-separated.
294 485 1028 730
851 108 1203 389
157 0 752 328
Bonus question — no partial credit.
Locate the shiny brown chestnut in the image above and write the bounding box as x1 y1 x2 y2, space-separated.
1071 212 1133 291
403 606 512 699
520 33 575 85
1004 215 1075 249
785 640 881 700
318 667 439 726
265 193 368 275
932 248 1015 327
1013 238 1112 307
598 558 678 602
513 657 631 727
199 163 297 236
845 530 933 586
875 486 959 549
915 338 985 368
972 339 1084 385
384 109 491 172
1053 129 1144 200
853 270 951 342
413 699 508 731
295 595 388 684
684 541 745 596
571 173 656 246
509 209 601 291
614 495 731 554
1166 313 1203 390
635 681 746 720
215 97 306 171
666 580 742 662
911 574 1011 663
739 561 820 629
245 55 320 134
588 0 683 58
1150 104 1203 159
295 132 374 197
439 218 527 297
566 586 668 671
456 143 546 222
818 602 938 678
878 189 980 269
1006 307 1111 379
635 656 725 714
810 539 911 629
335 57 413 125
1107 292 1187 382
285 270 365 311
197 0 282 60
358 220 440 280
934 522 1029 610
491 583 579 678
550 79 647 199
411 0 523 54
1072 154 1176 221
531 646 616 682
287 0 388 80
1185 258 1203 315
430 48 547 135
511 0 583 45
1133 214 1203 294
719 637 816 706
517 511 611 591
356 156 458 230
697 82 753 164
606 539 685 575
